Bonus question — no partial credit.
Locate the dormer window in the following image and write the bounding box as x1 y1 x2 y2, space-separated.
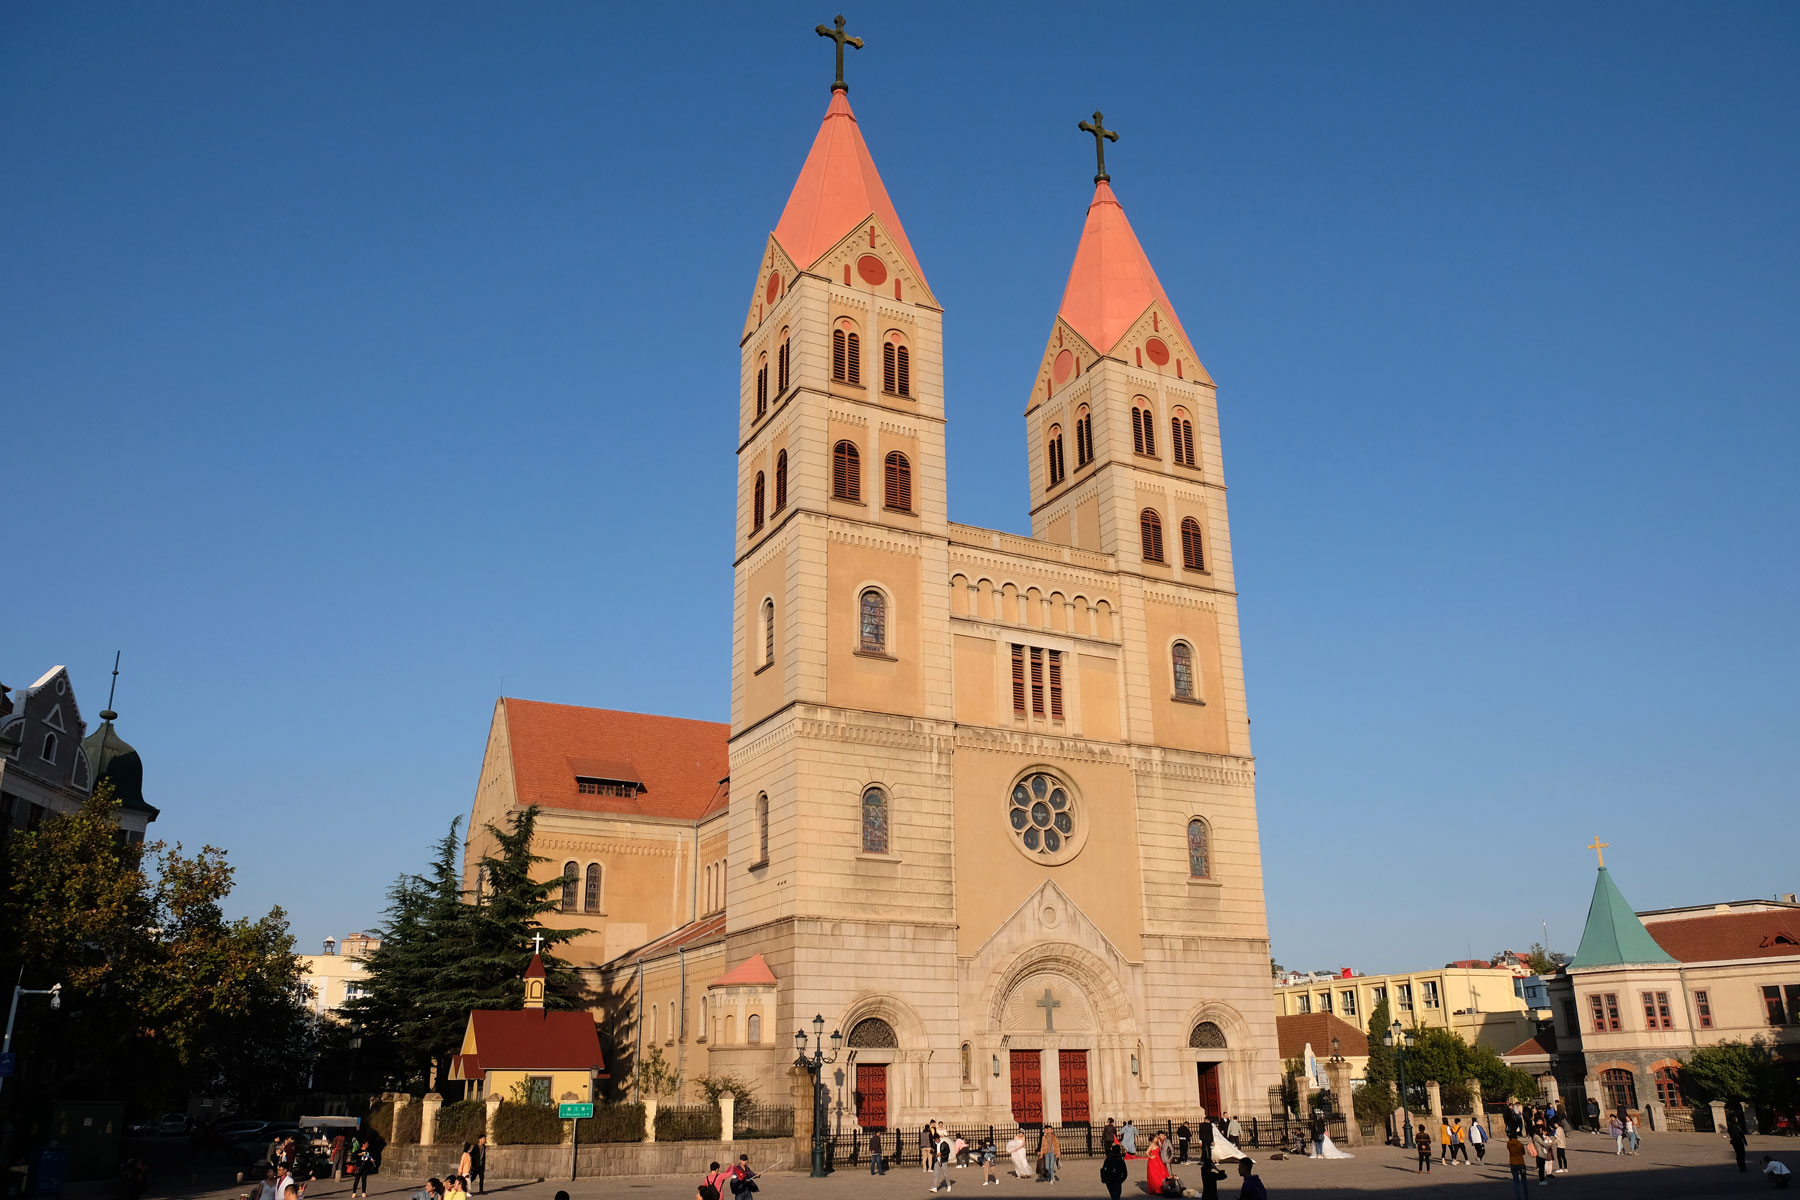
576 777 639 798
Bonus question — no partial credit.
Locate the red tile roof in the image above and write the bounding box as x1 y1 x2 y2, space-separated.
1644 911 1800 963
502 698 728 821
1057 181 1191 356
710 953 777 989
452 1009 605 1080
1275 1013 1368 1061
1504 1037 1550 1058
611 912 727 966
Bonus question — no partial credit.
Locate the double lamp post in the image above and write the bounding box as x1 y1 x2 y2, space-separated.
1382 1020 1418 1147
793 1015 842 1178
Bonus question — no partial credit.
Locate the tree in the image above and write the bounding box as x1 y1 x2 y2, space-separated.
1519 944 1570 975
1270 958 1285 980
1355 998 1397 1125
1680 1041 1777 1105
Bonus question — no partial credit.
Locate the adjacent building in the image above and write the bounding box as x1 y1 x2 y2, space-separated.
1273 965 1541 1052
1545 867 1800 1119
0 666 158 841
299 933 380 1017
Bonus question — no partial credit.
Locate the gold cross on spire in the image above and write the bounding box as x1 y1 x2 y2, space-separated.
1587 836 1610 867
1078 111 1119 184
816 14 863 93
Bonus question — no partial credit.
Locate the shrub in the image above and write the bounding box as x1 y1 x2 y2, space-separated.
392 1103 422 1145
492 1100 564 1145
438 1100 488 1145
366 1101 396 1144
576 1103 645 1144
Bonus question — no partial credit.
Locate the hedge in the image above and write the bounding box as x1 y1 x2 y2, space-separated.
438 1100 488 1145
392 1103 422 1145
366 1101 396 1145
577 1103 645 1144
492 1101 564 1146
490 1100 646 1144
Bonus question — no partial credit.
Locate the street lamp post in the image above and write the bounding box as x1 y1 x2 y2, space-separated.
794 1015 842 1178
1382 1021 1417 1148
0 973 63 1098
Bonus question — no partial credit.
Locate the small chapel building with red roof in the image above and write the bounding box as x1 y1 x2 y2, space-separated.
461 23 1279 1129
448 954 607 1106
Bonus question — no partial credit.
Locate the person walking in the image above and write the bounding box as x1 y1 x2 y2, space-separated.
1450 1118 1466 1164
1415 1124 1432 1173
1037 1127 1060 1183
350 1141 375 1197
1007 1132 1030 1178
1608 1114 1625 1155
1099 1144 1127 1200
1505 1136 1529 1200
1532 1129 1552 1185
1176 1122 1191 1165
1728 1112 1749 1173
979 1138 997 1186
457 1144 473 1184
1103 1119 1117 1152
1235 1159 1266 1200
923 1124 937 1175
1626 1114 1640 1154
469 1136 486 1195
1552 1122 1568 1174
1469 1116 1488 1163
931 1129 955 1193
1121 1121 1138 1158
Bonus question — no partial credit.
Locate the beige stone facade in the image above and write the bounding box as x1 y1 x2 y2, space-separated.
1274 966 1542 1052
461 83 1280 1129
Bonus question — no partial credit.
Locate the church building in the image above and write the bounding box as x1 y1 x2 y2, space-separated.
463 30 1278 1129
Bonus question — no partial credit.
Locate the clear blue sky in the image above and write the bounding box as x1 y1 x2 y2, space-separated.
4 3 1795 976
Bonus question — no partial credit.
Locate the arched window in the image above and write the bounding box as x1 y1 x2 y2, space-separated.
747 1013 763 1044
883 333 911 396
859 588 887 654
1132 397 1157 457
861 785 890 854
832 440 861 501
1171 408 1195 466
1654 1066 1683 1107
40 733 56 763
1046 424 1065 487
1188 1021 1227 1048
725 1013 736 1044
1075 405 1094 466
584 863 602 912
832 320 861 385
1180 517 1205 570
777 327 790 394
650 1004 659 1043
561 861 579 912
1187 817 1211 879
960 1042 972 1084
762 598 775 667
1601 1068 1638 1113
1172 640 1196 699
883 451 912 512
1140 508 1165 562
774 449 788 512
756 792 770 863
755 352 769 419
847 1017 897 1048
752 472 765 531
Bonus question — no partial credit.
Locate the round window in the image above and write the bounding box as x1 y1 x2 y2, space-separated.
1005 770 1085 865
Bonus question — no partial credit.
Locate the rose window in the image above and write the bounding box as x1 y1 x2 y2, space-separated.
1006 771 1083 864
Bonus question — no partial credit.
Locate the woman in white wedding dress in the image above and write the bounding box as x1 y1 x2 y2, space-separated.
1310 1134 1354 1159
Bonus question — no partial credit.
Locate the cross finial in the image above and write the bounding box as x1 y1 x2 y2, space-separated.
816 14 864 93
1587 836 1610 867
1078 111 1120 184
532 931 545 955
1036 987 1061 1033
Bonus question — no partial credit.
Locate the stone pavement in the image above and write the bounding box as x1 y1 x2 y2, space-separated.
153 1133 1798 1200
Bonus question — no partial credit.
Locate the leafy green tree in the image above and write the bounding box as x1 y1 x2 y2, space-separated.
1355 999 1396 1125
1679 1041 1777 1105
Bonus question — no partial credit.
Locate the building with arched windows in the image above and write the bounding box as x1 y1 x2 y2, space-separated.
461 53 1277 1125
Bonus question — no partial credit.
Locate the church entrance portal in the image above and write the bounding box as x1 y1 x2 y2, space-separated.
855 1062 888 1131
1196 1062 1221 1115
1010 1050 1043 1125
1058 1050 1090 1125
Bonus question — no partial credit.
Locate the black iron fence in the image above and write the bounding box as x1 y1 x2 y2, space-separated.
654 1104 721 1141
734 1104 795 1139
819 1116 1340 1170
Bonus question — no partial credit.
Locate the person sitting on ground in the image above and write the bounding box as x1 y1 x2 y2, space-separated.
445 1175 467 1200
422 1179 444 1200
1766 1157 1792 1190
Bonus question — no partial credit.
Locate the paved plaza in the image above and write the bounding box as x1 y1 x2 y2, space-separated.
141 1133 1798 1200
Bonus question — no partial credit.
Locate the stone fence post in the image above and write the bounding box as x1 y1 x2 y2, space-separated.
790 1066 814 1171
644 1097 659 1144
1293 1070 1311 1119
1325 1060 1358 1145
720 1094 736 1144
419 1093 441 1147
1710 1101 1728 1137
1468 1079 1484 1120
484 1093 501 1142
1426 1081 1442 1121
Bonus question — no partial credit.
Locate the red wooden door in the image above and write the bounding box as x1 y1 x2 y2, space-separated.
1196 1062 1221 1115
855 1063 888 1131
1010 1050 1043 1125
1058 1050 1090 1124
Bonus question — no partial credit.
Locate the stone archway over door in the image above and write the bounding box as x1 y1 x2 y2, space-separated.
848 1018 898 1131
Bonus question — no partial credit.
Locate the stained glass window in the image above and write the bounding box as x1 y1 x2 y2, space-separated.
1008 772 1076 860
1187 818 1210 878
1173 641 1195 699
860 589 886 654
861 786 889 854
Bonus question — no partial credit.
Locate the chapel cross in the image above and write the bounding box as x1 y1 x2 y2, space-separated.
1078 111 1120 184
1587 837 1609 867
532 931 545 955
816 14 864 93
1036 987 1061 1033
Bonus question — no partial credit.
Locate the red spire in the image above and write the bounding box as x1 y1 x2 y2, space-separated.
523 953 546 980
1057 181 1184 354
774 90 926 286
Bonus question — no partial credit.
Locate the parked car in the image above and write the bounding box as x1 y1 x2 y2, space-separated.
216 1120 271 1143
157 1113 189 1136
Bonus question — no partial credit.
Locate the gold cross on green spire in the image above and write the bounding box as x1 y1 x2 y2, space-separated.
816 14 864 93
1587 836 1610 867
1079 111 1119 183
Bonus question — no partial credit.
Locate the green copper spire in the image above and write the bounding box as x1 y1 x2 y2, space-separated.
1570 866 1677 968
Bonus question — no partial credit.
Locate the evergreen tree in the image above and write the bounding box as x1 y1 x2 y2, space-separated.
457 805 585 1012
1355 998 1397 1125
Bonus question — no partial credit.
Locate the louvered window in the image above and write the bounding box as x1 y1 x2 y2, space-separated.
833 325 862 385
832 440 861 501
1011 644 1026 714
1172 640 1195 699
1029 646 1045 716
1075 407 1093 466
1172 415 1195 466
1047 650 1064 720
756 358 768 419
883 451 912 512
1046 426 1065 487
561 861 578 912
884 340 896 393
1140 508 1165 562
859 588 887 653
1141 403 1156 456
1132 406 1146 455
752 472 765 531
895 344 910 396
777 330 790 393
774 450 787 512
1180 517 1204 570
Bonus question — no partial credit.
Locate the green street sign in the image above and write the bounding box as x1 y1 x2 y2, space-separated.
558 1103 594 1120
